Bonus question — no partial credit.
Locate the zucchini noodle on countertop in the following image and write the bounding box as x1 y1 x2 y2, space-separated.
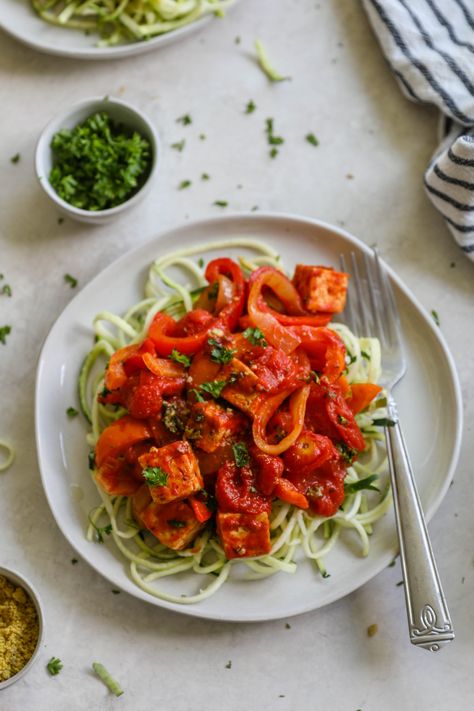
0 440 15 472
80 239 391 604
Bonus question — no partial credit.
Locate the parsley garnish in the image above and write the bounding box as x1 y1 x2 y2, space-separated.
306 133 319 146
112 589 121 594
372 417 396 427
71 558 78 565
1 284 12 297
225 660 232 669
64 273 78 288
270 147 279 159
179 180 192 190
200 380 227 398
191 388 206 402
197 258 205 268
169 349 191 367
142 466 168 487
361 350 371 360
344 474 380 494
10 153 20 164
199 133 206 140
90 520 112 543
47 657 63 676
232 442 250 468
176 114 192 126
49 112 151 211
171 139 185 151
213 200 228 207
66 407 79 418
167 519 187 528
0 325 11 345
265 118 284 145
201 173 210 181
88 451 96 470
245 100 256 114
208 338 236 364
431 309 440 326
243 327 267 346
336 442 357 464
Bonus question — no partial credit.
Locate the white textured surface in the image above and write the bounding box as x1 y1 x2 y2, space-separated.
0 1 473 709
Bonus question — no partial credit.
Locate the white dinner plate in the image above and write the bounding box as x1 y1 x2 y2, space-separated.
35 213 463 622
1 1 236 60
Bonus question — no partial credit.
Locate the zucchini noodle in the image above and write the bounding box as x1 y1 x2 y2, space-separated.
0 440 15 471
31 0 235 47
80 239 391 604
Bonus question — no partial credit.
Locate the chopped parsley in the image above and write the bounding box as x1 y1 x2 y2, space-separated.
208 338 236 364
10 153 20 164
232 442 250 468
176 114 192 125
245 100 256 114
431 309 440 326
200 380 227 399
372 417 396 427
201 173 210 181
88 451 96 470
169 349 191 367
197 258 205 268
306 133 319 146
66 407 79 418
344 474 379 494
225 660 232 669
90 520 112 543
336 442 357 464
142 466 168 487
64 273 78 288
178 179 192 190
47 657 63 676
265 118 284 145
213 200 228 207
191 388 206 402
199 133 206 140
171 139 186 152
243 327 267 346
0 325 12 345
71 558 78 565
270 147 279 159
111 589 121 594
255 39 290 82
1 284 12 297
361 350 371 361
167 519 187 528
49 112 151 211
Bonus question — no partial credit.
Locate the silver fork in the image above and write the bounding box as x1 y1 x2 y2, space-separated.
340 249 455 652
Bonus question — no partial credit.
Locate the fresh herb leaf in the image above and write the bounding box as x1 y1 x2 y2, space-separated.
47 657 63 676
285 622 291 629
90 521 112 543
92 662 124 697
167 519 187 528
171 139 186 152
213 200 228 207
232 442 250 468
0 325 11 345
344 474 379 494
49 112 150 211
225 660 232 669
1 284 12 297
199 133 206 140
179 180 192 190
88 451 96 470
111 589 121 594
255 39 290 82
66 407 79 418
142 466 168 487
10 153 20 164
208 338 236 364
336 442 357 464
245 100 256 114
200 380 227 399
201 173 210 181
372 418 396 427
176 114 192 126
243 327 267 346
361 350 371 360
197 258 205 268
265 118 284 145
431 309 440 326
169 349 191 368
190 388 205 403
64 273 78 288
306 133 319 146
269 147 279 159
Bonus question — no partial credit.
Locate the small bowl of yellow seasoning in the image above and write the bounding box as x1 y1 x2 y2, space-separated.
0 568 43 690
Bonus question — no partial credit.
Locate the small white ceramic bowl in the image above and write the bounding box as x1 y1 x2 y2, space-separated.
35 96 160 224
0 567 44 691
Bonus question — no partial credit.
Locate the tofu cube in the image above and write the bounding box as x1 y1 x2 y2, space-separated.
216 512 271 559
142 499 205 550
185 401 246 453
131 484 153 528
293 264 349 313
138 441 203 504
221 357 261 416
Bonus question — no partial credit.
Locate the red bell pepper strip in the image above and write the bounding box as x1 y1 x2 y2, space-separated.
205 258 245 331
148 310 215 357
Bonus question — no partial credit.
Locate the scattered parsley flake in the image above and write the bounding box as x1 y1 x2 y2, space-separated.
88 451 96 470
200 380 227 399
142 466 168 487
251 205 259 211
265 118 284 146
245 100 256 114
306 133 319 146
344 475 379 494
191 388 206 403
269 147 279 158
0 325 12 345
285 622 291 629
201 173 210 181
171 139 186 152
169 349 191 368
66 407 79 418
388 559 396 568
58 217 64 224
361 350 371 360
213 200 228 207
243 327 267 346
90 520 112 543
396 580 404 587
255 39 290 82
71 558 78 564
176 114 192 126
225 660 232 669
199 133 206 141
47 657 63 676
367 623 378 637
431 309 440 326
1 284 12 297
372 417 396 427
111 589 121 595
208 338 236 364
92 662 124 697
232 442 250 468
197 258 205 268
10 153 20 164
234 36 241 44
64 273 78 288
167 519 187 528
179 180 192 190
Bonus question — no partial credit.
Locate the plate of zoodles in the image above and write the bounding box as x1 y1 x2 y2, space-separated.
34 213 462 621
1 0 237 60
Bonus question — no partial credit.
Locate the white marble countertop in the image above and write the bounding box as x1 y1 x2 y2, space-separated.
1 1 473 709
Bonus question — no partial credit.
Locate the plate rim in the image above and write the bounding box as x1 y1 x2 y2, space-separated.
34 211 464 622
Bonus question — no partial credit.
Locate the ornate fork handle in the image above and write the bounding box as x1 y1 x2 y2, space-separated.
385 396 455 651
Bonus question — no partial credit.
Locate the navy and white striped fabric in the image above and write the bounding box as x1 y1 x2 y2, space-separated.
362 0 474 261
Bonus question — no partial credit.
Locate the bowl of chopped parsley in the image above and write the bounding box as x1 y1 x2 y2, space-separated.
35 96 159 223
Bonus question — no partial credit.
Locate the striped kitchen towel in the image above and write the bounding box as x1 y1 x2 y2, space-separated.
362 0 474 261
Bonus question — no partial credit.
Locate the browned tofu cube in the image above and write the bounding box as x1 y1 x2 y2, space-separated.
216 512 271 559
131 484 153 528
138 441 203 504
292 264 349 313
221 357 261 416
185 401 246 453
141 499 205 550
